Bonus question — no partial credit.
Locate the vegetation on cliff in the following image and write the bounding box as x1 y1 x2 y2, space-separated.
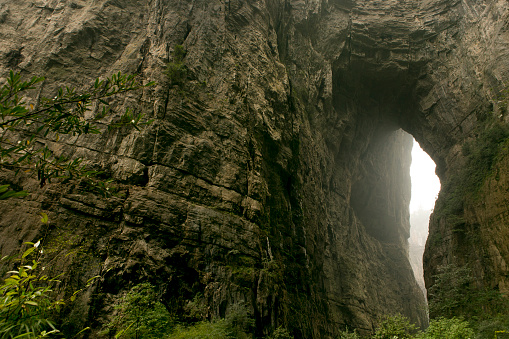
0 71 154 337
433 117 509 229
0 70 154 197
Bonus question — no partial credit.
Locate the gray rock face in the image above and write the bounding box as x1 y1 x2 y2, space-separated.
1 0 509 337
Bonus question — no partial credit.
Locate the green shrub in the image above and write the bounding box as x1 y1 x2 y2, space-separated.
0 239 95 338
336 327 362 339
473 314 509 339
183 293 208 321
428 264 472 319
106 288 255 339
373 314 419 339
105 283 174 338
223 301 255 338
169 320 232 339
267 326 293 339
0 241 62 338
417 317 474 339
168 302 254 339
428 263 508 320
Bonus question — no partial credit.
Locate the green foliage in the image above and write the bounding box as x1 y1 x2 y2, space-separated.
0 70 154 196
460 122 509 193
169 320 231 339
417 317 474 339
106 285 254 339
223 302 255 338
428 264 508 320
428 264 472 319
165 45 187 86
338 314 509 339
471 314 509 339
267 327 293 339
373 314 419 339
169 301 255 338
436 121 509 221
0 241 64 338
105 285 258 339
0 238 97 339
336 327 361 339
0 184 27 200
182 293 208 322
105 283 174 339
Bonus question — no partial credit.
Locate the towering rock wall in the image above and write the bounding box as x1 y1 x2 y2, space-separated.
0 0 508 337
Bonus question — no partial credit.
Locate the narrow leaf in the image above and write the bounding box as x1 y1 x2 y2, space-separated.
40 212 49 224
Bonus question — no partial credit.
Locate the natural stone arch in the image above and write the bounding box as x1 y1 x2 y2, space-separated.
0 0 508 338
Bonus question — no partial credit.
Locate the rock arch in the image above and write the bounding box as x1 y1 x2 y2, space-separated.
0 0 508 337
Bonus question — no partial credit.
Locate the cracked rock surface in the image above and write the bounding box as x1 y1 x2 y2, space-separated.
1 0 509 337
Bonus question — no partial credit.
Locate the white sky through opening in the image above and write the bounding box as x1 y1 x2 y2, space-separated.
410 139 441 214
409 138 441 298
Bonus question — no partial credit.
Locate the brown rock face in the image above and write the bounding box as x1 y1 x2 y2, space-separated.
1 0 508 337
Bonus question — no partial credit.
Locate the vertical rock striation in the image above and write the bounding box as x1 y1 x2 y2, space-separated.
0 0 508 337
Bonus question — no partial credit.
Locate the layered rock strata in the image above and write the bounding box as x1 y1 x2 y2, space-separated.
0 0 508 337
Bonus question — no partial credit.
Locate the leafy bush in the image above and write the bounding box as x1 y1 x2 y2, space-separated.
168 301 255 338
223 301 255 338
267 327 293 339
428 263 508 320
473 314 509 339
428 264 472 319
169 320 232 339
0 241 62 338
417 317 474 339
0 238 95 338
105 283 174 339
336 327 362 339
183 293 208 321
373 314 419 339
106 287 256 339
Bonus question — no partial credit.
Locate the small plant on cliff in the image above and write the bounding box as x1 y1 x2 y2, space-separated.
0 70 154 196
165 45 187 86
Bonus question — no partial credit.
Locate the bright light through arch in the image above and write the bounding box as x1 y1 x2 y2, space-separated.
408 138 441 299
410 139 441 214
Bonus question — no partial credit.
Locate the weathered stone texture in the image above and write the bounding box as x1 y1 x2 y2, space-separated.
1 0 509 337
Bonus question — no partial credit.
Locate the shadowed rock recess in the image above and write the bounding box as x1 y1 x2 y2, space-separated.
1 0 509 337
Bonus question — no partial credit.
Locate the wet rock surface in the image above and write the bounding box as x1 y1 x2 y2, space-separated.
1 0 509 337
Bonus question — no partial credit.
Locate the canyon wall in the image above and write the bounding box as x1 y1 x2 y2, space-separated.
1 0 509 337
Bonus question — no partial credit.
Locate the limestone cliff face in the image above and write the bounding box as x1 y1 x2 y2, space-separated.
0 0 508 337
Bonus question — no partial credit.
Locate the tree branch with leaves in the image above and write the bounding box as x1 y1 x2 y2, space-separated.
0 71 155 197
